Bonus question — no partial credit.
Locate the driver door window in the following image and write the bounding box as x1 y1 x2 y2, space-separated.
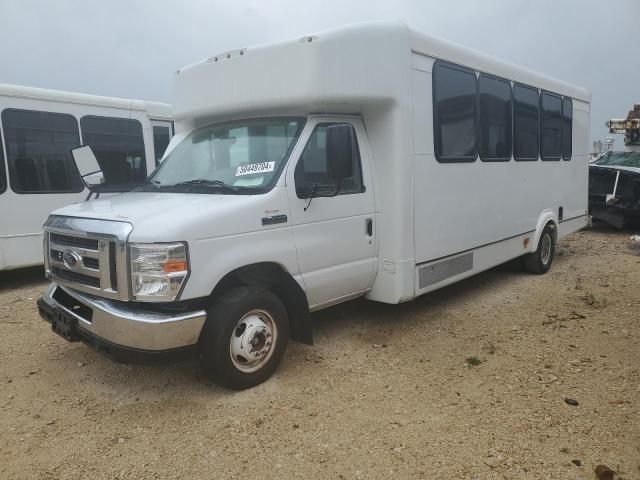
294 123 364 197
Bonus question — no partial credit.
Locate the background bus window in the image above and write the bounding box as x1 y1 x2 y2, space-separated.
513 84 539 161
478 74 512 161
433 61 478 163
153 125 171 165
540 92 562 160
80 116 146 185
562 97 573 160
1 109 82 193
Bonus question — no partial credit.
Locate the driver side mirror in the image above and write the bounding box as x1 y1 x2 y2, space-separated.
326 124 355 181
71 145 104 188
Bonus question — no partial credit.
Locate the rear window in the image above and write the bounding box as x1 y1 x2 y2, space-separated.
1 109 83 193
0 129 6 194
562 97 572 160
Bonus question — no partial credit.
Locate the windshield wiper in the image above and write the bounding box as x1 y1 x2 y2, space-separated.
170 179 257 194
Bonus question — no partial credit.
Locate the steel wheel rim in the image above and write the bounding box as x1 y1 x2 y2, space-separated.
541 233 552 265
229 309 277 373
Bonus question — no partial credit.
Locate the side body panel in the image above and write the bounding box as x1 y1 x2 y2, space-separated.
409 52 590 297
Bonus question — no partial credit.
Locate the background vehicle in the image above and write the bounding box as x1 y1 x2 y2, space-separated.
589 150 640 228
606 104 640 147
38 22 590 389
0 83 173 270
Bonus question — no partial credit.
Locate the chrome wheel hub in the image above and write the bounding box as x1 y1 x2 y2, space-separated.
229 309 277 373
541 233 552 265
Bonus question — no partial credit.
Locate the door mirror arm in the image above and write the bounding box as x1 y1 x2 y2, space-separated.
303 183 318 211
302 181 344 211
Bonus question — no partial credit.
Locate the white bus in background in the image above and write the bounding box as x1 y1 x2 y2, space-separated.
0 83 173 270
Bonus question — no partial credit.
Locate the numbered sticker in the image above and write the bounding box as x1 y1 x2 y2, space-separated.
236 162 275 176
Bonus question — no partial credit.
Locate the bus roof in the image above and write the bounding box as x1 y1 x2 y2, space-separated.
173 21 589 122
0 82 172 119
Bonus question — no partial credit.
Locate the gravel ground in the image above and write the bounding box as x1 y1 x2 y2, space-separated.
0 224 639 480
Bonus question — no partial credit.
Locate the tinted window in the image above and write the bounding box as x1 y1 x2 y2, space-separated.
2 109 82 193
295 123 364 197
80 116 146 185
153 125 171 165
562 97 572 160
0 129 6 194
540 92 562 160
513 84 539 160
433 62 477 162
478 74 512 161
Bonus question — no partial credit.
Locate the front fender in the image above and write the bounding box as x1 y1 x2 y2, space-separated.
180 227 303 300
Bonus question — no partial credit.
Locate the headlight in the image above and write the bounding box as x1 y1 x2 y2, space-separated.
130 242 189 302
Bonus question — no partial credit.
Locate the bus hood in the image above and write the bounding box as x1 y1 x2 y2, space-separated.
50 190 289 243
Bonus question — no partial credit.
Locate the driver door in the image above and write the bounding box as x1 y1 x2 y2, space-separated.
286 117 376 309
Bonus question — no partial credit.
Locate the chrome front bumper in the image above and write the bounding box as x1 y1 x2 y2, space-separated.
39 283 207 351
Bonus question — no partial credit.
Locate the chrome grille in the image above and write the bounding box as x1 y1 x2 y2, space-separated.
48 232 110 290
51 266 101 288
49 232 99 250
44 215 133 301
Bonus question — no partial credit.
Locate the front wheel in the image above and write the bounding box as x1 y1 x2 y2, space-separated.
198 286 289 390
522 224 555 274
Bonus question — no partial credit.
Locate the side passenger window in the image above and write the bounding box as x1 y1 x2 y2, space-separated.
80 116 147 185
2 109 83 193
433 61 478 162
153 126 171 165
0 127 6 194
540 91 562 160
295 123 364 197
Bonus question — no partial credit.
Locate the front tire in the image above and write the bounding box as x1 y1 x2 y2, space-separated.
198 286 289 390
522 224 555 274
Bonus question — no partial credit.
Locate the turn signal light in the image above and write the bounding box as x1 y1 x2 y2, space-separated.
163 260 188 273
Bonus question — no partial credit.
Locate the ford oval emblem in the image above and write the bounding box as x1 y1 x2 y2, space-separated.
62 250 82 270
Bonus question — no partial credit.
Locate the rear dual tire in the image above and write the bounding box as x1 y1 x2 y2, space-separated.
522 224 555 274
198 286 289 390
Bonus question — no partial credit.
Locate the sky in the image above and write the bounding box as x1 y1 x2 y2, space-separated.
0 0 638 145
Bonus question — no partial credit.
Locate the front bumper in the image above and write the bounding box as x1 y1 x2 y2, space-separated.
38 283 207 360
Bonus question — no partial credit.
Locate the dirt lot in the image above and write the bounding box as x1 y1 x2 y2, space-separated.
1 225 639 480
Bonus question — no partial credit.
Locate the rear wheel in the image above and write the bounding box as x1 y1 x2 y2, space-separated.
523 224 555 274
198 286 289 390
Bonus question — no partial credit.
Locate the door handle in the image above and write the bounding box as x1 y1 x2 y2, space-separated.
366 218 373 237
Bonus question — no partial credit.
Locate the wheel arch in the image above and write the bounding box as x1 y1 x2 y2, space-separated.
532 211 558 251
209 262 313 345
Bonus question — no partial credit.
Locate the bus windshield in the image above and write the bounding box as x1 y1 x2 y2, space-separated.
148 117 305 194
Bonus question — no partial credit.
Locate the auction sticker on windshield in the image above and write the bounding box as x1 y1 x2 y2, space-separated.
236 162 275 176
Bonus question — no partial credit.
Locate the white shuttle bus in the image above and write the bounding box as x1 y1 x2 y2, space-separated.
0 83 173 270
37 22 590 389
